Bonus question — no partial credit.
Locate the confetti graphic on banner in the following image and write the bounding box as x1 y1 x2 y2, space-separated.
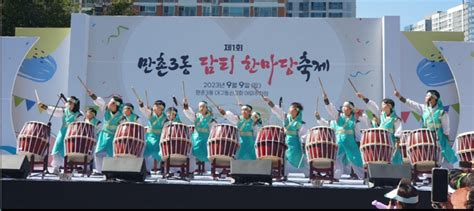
13 95 25 107
401 111 410 123
411 111 422 122
25 99 36 111
12 95 44 113
443 105 450 112
106 25 129 45
452 103 460 114
366 110 374 120
350 70 373 78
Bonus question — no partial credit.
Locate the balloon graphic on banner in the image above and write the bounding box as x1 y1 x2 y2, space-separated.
416 58 454 87
18 55 57 82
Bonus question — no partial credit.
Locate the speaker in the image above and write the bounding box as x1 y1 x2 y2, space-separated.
1 155 31 179
230 160 272 185
367 163 412 188
102 157 146 182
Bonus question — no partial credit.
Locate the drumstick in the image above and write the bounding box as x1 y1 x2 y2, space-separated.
347 78 359 93
318 77 327 96
77 75 89 91
131 86 142 102
34 89 40 103
182 81 187 99
145 90 150 108
205 95 220 111
316 97 320 113
389 73 398 91
234 90 241 106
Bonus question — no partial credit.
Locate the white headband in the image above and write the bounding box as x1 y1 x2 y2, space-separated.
427 92 438 100
111 98 121 106
198 101 208 108
241 105 252 111
343 102 354 110
67 97 77 104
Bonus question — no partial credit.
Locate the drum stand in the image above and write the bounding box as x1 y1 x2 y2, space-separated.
271 160 285 181
63 156 94 177
195 161 206 175
28 154 49 179
309 161 336 184
210 158 231 180
162 157 190 179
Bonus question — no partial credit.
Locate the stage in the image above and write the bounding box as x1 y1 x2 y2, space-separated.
2 171 433 209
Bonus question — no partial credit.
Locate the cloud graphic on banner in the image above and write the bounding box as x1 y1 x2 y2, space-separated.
350 70 372 78
416 58 454 87
18 55 57 82
106 25 129 45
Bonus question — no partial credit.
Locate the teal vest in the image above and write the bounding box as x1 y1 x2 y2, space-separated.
194 113 213 134
148 112 167 135
62 109 81 129
378 112 397 134
422 107 444 130
124 113 139 123
331 114 356 138
238 116 255 137
102 108 123 134
86 117 101 130
284 115 303 137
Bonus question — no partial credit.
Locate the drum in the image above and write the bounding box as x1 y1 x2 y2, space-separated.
255 125 287 166
456 132 474 164
360 128 393 164
305 126 337 169
398 130 412 164
407 128 439 171
64 121 96 163
208 124 239 165
113 122 145 157
17 121 50 161
160 123 191 165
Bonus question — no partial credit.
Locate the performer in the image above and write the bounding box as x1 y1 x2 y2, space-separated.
84 107 102 131
137 99 167 173
38 96 82 175
394 90 458 167
182 98 217 173
218 104 262 160
356 92 403 165
314 93 366 179
87 90 123 175
122 103 140 123
263 97 309 178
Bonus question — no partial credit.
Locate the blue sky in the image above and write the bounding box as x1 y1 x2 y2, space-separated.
357 0 464 29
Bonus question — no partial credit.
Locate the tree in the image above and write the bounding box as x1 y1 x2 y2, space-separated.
2 0 79 36
105 0 134 16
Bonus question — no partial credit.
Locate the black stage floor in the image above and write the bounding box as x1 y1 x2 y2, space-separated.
1 174 432 209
